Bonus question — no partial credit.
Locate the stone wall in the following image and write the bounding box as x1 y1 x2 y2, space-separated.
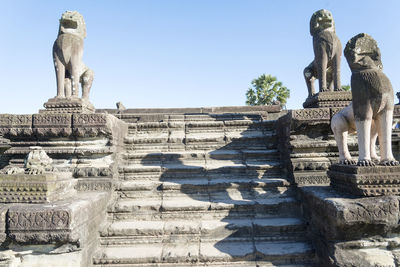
277 107 358 186
0 113 128 266
0 105 399 266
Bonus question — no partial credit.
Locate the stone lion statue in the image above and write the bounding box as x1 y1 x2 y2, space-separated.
304 9 342 97
332 33 399 166
53 11 94 100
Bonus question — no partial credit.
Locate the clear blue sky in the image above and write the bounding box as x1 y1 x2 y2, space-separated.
1 0 400 113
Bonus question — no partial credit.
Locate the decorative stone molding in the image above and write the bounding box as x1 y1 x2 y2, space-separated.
329 164 400 196
5 191 109 246
0 113 122 140
73 167 111 178
303 91 352 108
0 115 33 138
42 98 95 114
0 173 75 203
291 108 330 121
75 178 112 191
8 209 70 231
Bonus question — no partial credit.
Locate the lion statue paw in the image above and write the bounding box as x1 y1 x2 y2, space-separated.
339 159 357 165
27 166 45 175
357 159 375 167
4 167 25 175
380 159 400 166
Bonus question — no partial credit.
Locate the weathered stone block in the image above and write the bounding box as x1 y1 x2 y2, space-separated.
6 192 109 245
0 115 33 138
300 186 400 241
0 173 75 203
300 185 400 266
329 164 400 196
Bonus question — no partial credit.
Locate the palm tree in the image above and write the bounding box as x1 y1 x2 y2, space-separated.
246 74 290 108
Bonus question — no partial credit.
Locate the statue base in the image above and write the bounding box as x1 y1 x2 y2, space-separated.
40 97 95 114
303 91 352 108
329 164 400 196
0 173 75 203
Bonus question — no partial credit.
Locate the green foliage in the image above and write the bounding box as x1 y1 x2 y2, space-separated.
246 74 290 107
342 85 351 91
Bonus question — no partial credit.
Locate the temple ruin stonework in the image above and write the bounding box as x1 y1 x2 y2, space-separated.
1 9 400 267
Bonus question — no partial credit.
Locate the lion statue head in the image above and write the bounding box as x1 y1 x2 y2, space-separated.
310 9 335 36
58 11 86 38
344 33 383 71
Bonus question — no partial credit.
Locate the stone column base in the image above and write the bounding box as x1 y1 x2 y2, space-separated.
329 164 400 196
40 97 95 114
303 91 352 108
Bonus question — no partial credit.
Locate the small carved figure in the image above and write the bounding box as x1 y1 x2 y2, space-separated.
24 147 53 174
342 33 399 166
304 9 342 97
116 102 126 112
53 11 94 100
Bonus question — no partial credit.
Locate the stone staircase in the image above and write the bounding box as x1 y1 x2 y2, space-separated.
93 113 316 266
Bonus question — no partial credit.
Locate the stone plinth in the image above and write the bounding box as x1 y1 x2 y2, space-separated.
41 97 95 114
299 186 400 266
329 164 400 196
0 191 110 267
303 91 352 108
0 173 75 203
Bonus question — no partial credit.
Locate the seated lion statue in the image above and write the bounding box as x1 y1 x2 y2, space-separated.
304 9 342 97
53 11 94 100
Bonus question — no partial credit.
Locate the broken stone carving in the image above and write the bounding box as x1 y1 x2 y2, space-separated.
337 33 399 166
24 146 53 174
53 11 93 100
5 147 53 175
304 9 342 97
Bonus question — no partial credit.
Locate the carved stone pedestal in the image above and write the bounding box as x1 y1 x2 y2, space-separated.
299 186 400 266
0 173 75 203
303 91 352 108
41 97 95 114
329 164 400 196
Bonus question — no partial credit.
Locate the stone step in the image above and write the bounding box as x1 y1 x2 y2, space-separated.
101 217 306 241
91 261 269 267
117 178 290 192
115 178 291 199
126 119 276 129
121 149 279 162
123 130 277 147
125 120 276 133
119 161 281 174
93 241 314 265
90 261 311 267
110 195 299 217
